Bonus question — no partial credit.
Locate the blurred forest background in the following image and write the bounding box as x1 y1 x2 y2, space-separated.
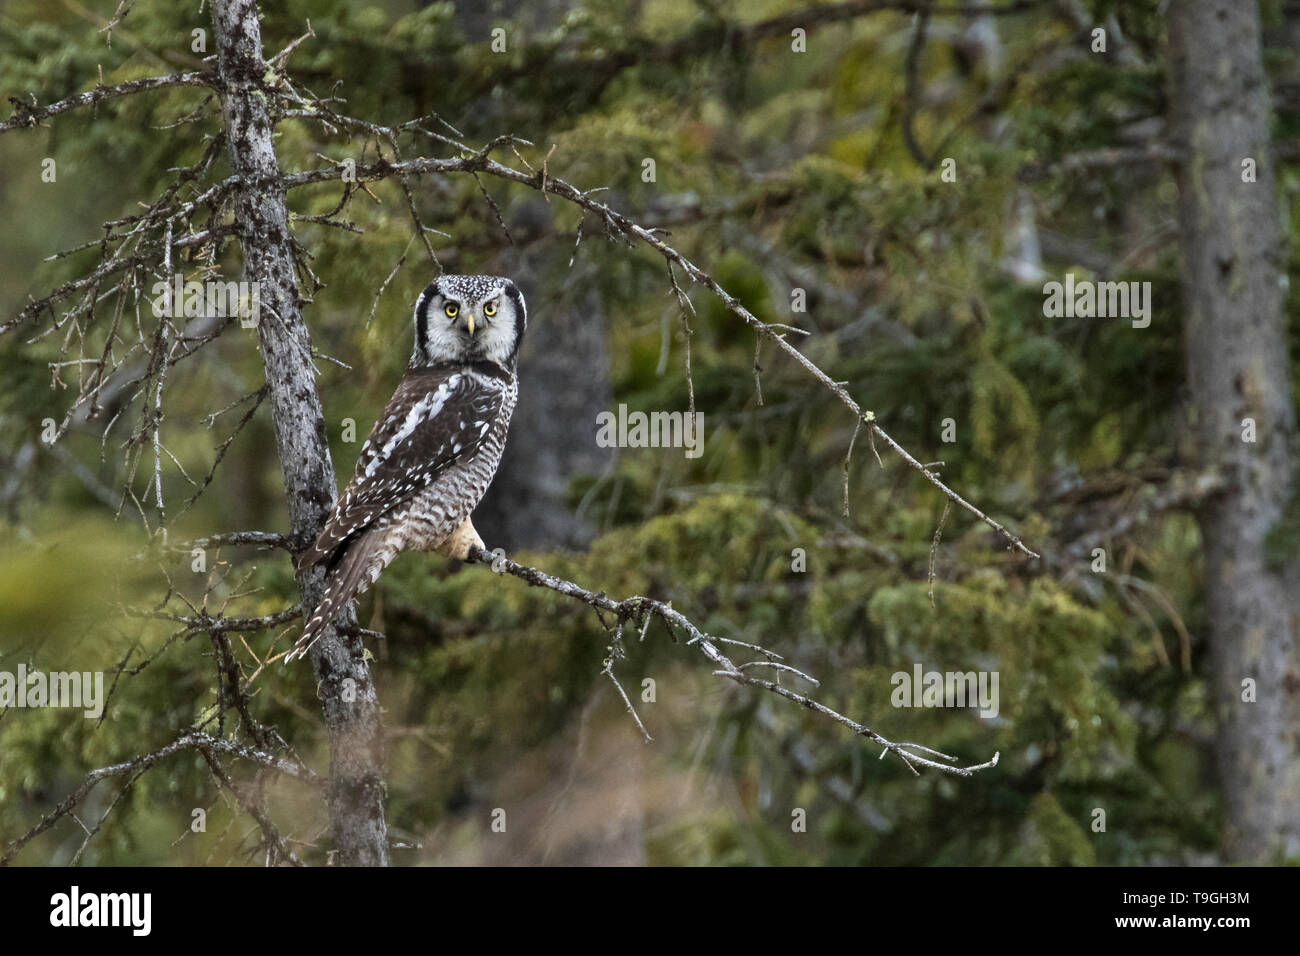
1 0 1298 866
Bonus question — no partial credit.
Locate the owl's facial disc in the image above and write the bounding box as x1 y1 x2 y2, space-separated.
412 275 525 368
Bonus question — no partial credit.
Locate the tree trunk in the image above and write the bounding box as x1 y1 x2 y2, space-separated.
1167 0 1300 862
211 0 389 866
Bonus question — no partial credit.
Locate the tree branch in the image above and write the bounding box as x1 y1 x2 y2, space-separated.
0 71 216 134
1 732 317 865
281 145 1040 559
466 546 999 778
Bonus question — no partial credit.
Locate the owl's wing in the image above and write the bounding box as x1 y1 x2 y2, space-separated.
298 365 508 570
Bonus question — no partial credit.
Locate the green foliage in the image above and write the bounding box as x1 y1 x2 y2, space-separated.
0 0 1273 865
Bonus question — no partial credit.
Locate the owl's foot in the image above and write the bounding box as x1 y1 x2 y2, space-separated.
434 516 486 560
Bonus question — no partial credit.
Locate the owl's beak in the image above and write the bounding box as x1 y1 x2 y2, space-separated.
465 313 476 335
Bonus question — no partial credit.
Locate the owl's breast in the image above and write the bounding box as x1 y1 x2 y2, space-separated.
384 380 517 554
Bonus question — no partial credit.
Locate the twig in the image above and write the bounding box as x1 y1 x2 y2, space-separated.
126 604 303 635
928 499 951 607
467 546 998 778
183 531 294 551
901 2 935 169
2 732 318 865
281 151 1040 558
1 71 216 134
367 236 414 327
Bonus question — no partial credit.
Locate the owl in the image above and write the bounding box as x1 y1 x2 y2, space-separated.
286 274 526 662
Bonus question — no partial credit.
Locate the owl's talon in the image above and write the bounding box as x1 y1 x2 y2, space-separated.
435 517 486 561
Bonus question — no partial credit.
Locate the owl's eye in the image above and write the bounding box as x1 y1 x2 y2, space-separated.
444 304 459 319
483 300 498 317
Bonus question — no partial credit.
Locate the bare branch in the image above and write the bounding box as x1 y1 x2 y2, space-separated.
282 148 1040 558
1 71 216 134
126 603 303 635
902 2 935 169
466 546 999 777
1 732 317 865
183 530 294 551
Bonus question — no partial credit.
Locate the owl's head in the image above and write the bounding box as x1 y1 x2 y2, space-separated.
412 274 526 368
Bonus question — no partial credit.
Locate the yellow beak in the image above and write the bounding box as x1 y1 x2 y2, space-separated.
466 313 476 335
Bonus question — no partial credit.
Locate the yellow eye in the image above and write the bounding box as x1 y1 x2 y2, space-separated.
444 304 459 319
484 301 498 317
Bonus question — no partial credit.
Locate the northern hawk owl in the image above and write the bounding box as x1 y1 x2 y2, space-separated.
287 274 525 661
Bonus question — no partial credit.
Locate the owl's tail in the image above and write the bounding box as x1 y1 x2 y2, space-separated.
286 529 389 662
